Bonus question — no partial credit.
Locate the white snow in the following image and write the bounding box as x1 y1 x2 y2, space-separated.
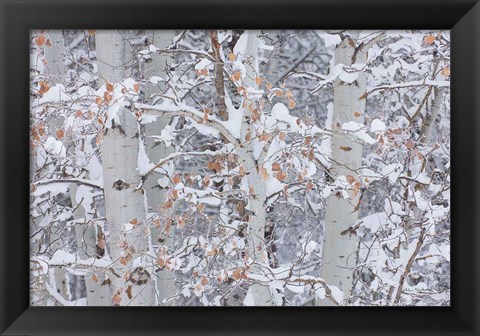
44 136 66 156
39 84 72 104
243 286 256 306
137 139 154 175
371 119 386 132
220 93 243 139
329 285 344 304
381 163 404 184
342 121 364 132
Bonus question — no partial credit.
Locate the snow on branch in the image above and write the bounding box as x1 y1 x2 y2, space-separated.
364 79 450 98
33 178 103 190
32 250 113 275
136 103 239 146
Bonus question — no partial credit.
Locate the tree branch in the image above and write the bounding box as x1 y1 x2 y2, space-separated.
34 178 103 190
137 103 239 146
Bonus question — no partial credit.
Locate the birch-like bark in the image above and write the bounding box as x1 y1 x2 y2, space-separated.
96 30 155 306
72 191 110 305
44 30 107 305
238 31 273 306
44 30 66 84
43 30 69 302
420 87 447 145
318 32 367 306
143 30 177 305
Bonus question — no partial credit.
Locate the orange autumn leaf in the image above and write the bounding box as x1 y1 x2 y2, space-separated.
163 199 174 210
112 293 122 304
126 285 133 300
255 77 263 86
171 189 179 200
424 35 436 45
31 129 41 142
55 129 64 140
129 217 139 225
405 139 415 149
308 149 315 161
346 175 355 183
156 257 166 268
91 273 99 283
276 171 287 182
38 81 50 96
228 53 236 61
232 268 246 280
106 82 114 92
275 89 284 97
207 161 223 173
198 68 209 76
35 34 46 47
202 175 211 187
164 217 173 235
260 167 269 182
258 133 271 142
288 100 296 109
172 174 181 184
354 111 362 117
278 132 287 141
38 125 46 137
177 215 185 229
103 92 113 103
119 253 133 265
306 181 314 191
271 162 281 171
232 71 242 81
393 128 402 135
87 30 96 36
239 165 246 176
133 83 140 92
441 66 450 76
265 82 273 91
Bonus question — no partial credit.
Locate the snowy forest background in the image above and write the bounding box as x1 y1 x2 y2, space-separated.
30 30 450 306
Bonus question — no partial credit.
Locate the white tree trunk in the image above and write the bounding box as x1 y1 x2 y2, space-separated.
96 31 155 306
43 30 69 303
44 30 108 305
72 191 110 305
239 31 273 306
318 32 367 306
44 30 66 84
420 87 447 144
143 30 177 305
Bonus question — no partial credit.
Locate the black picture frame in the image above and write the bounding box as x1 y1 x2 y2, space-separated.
1 0 479 335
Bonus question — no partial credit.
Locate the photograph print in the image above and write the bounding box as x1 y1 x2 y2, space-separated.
30 29 450 306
